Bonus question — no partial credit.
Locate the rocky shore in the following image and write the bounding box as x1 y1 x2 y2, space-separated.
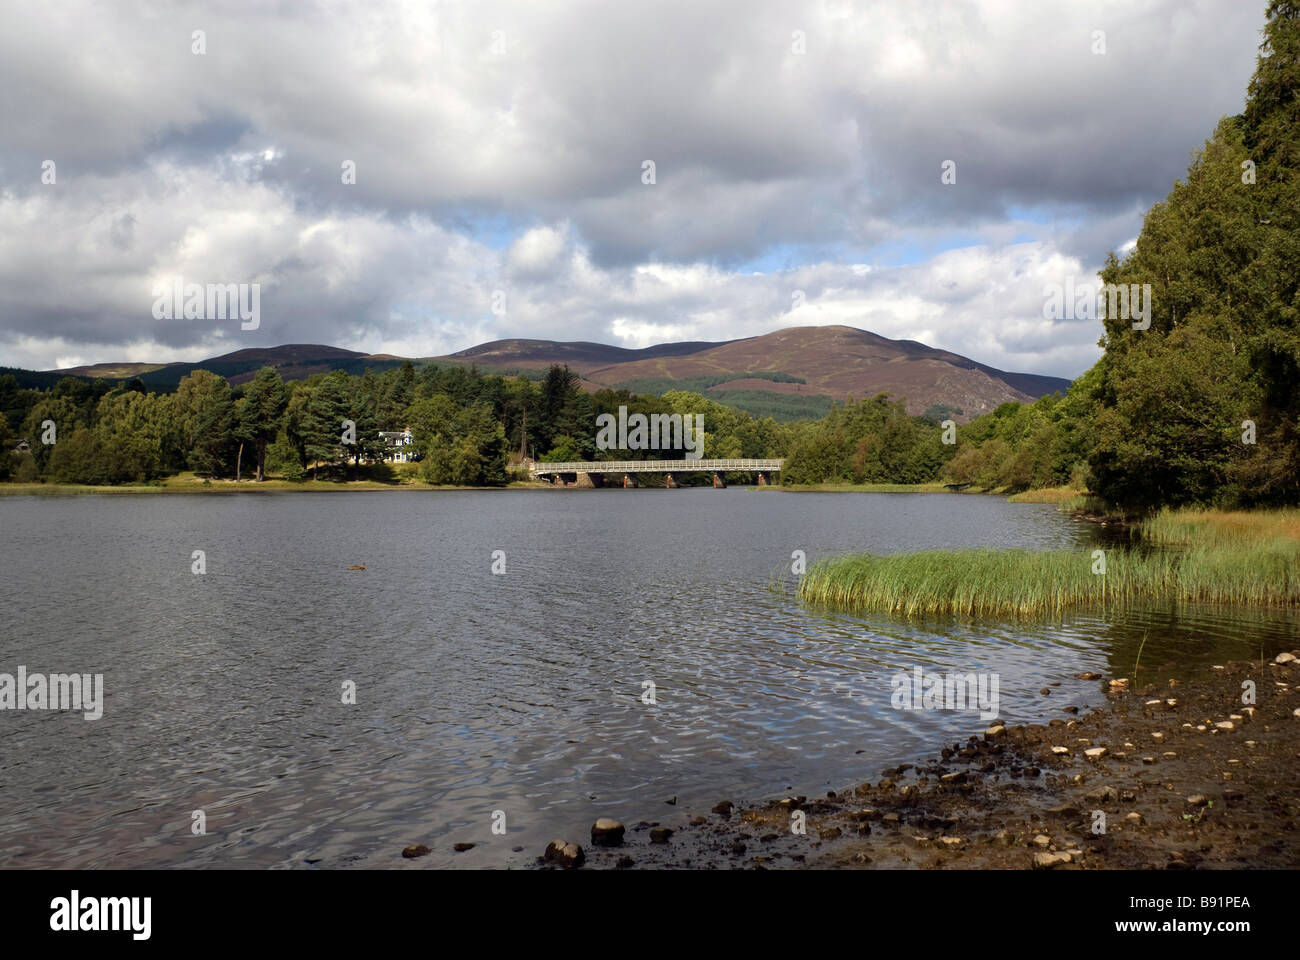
535 652 1300 870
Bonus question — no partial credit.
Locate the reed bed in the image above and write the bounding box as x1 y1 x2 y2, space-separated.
799 509 1300 618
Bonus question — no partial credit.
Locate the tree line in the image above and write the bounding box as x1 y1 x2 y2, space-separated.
0 360 801 486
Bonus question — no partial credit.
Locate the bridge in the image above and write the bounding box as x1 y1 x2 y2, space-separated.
528 458 784 488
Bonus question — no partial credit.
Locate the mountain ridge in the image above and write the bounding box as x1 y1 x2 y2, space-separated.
31 325 1072 420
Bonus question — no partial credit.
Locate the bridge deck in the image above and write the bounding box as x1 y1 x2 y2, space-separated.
529 458 783 474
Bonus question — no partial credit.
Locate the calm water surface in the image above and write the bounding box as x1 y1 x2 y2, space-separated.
0 489 1295 868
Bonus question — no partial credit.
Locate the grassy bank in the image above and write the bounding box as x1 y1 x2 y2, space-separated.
780 482 959 493
799 508 1300 617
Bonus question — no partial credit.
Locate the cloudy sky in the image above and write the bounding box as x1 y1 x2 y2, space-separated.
0 0 1267 378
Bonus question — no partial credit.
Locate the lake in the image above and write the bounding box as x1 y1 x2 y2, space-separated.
1 489 1295 868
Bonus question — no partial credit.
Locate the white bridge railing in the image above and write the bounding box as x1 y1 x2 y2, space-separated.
529 458 784 474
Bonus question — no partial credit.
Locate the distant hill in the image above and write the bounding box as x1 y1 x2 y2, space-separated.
48 344 404 391
431 325 1072 420
28 325 1072 420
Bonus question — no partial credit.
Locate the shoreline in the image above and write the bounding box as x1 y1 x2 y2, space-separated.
535 651 1300 870
0 479 1086 499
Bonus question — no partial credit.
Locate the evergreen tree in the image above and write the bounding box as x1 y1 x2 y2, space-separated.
238 367 288 481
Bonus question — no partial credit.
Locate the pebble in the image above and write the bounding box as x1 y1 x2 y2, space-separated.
1186 795 1208 807
1215 721 1235 731
1084 747 1107 759
1275 652 1297 664
1032 834 1052 847
649 827 673 843
712 800 734 816
453 842 475 852
401 844 431 859
1051 746 1071 755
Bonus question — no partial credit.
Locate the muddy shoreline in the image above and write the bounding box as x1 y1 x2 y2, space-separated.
543 652 1300 870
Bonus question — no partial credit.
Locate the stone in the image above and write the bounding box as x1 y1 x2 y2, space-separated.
1032 834 1052 847
712 800 734 816
1274 652 1297 664
1186 795 1208 807
1033 852 1071 869
649 827 673 843
401 844 431 859
591 818 626 846
1215 721 1235 731
1040 688 1051 695
1084 747 1107 759
985 725 1006 739
544 840 585 868
1051 746 1071 756
1126 812 1143 824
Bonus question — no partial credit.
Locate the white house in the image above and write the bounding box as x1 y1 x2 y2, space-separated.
379 427 416 463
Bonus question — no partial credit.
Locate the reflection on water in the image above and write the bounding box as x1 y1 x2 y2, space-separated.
0 489 1294 868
